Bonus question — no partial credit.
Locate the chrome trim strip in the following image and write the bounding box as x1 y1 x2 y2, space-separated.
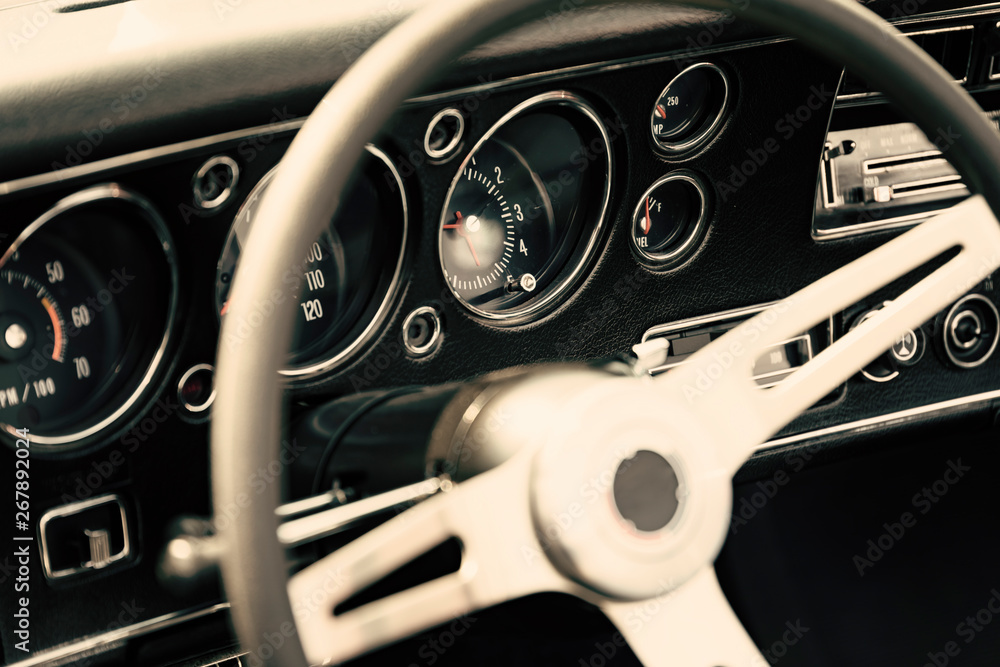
812 209 946 241
9 603 230 667
0 39 780 200
0 118 306 199
761 389 1000 453
642 301 783 342
863 149 945 173
407 37 792 106
0 3 995 199
277 476 451 548
0 184 181 448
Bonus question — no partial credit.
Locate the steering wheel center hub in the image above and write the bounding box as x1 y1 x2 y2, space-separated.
612 449 681 533
525 379 732 601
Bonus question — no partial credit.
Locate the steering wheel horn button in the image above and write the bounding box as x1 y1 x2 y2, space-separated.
612 450 682 533
529 378 731 601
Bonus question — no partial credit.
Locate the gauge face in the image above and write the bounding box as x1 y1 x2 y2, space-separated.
439 93 612 320
440 140 555 304
0 187 177 451
216 147 406 378
0 266 117 436
650 63 729 153
630 173 708 266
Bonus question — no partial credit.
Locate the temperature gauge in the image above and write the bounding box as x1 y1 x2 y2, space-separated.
650 63 729 153
630 173 708 266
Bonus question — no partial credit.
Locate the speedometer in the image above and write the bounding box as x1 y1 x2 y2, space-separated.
216 145 406 380
438 92 612 321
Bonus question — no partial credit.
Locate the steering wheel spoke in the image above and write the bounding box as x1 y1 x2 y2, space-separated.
287 452 569 666
659 195 1000 473
601 566 763 667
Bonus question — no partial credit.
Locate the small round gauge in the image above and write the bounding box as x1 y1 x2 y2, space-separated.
0 185 178 453
216 146 406 379
630 173 709 267
439 92 612 320
650 63 729 153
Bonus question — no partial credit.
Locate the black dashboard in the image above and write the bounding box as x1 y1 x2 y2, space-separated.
2 0 1000 665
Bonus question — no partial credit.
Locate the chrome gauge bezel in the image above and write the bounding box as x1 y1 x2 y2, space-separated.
218 144 408 382
650 62 730 156
437 91 613 322
629 171 710 268
0 184 180 451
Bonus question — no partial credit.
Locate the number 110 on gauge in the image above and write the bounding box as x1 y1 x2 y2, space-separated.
300 242 326 322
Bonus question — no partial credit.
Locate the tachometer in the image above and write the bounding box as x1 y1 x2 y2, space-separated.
438 92 612 321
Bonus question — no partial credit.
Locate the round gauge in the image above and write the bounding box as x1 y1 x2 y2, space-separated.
216 145 406 379
630 173 709 267
439 92 612 320
0 185 178 452
650 63 729 154
440 140 553 298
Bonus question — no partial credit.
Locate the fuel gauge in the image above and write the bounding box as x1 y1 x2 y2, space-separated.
630 173 708 267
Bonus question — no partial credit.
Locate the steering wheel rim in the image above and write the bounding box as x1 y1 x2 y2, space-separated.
211 1 1000 665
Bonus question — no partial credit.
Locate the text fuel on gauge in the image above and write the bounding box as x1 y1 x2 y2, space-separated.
630 173 708 265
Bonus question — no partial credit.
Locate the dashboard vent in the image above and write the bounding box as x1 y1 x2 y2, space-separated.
839 25 974 99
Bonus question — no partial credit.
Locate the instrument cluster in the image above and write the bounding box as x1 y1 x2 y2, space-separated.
0 56 738 455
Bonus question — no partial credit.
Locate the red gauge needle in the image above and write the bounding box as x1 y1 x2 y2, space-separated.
643 197 651 235
656 104 667 118
443 211 481 266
